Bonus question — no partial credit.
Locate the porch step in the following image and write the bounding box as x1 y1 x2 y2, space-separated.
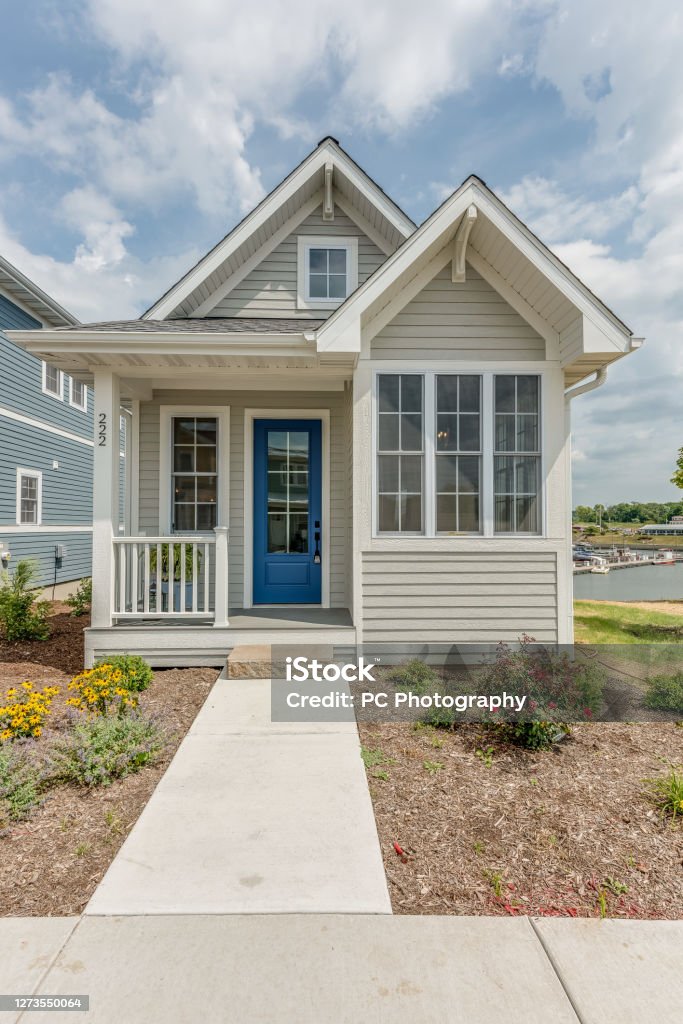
225 643 336 679
226 645 272 679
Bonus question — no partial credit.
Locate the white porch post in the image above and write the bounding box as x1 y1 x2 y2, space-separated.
91 370 120 628
213 525 229 627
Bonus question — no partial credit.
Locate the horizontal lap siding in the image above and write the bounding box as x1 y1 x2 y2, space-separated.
361 552 558 642
0 532 91 587
210 206 386 319
0 334 93 436
371 264 545 360
139 390 350 608
0 416 93 525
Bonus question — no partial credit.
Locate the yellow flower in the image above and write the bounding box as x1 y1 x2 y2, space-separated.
21 681 33 691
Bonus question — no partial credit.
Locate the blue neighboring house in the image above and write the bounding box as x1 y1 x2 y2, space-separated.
0 253 94 594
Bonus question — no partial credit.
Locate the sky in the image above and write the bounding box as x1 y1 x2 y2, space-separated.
1 0 681 505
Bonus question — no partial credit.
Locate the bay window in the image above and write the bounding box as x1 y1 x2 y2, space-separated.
375 372 541 536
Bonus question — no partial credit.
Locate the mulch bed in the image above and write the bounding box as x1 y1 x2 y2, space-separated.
0 661 217 916
0 603 88 678
359 721 683 919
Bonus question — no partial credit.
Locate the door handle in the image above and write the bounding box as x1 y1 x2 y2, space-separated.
313 520 321 564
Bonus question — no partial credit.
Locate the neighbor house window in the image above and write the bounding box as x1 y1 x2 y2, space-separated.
297 236 358 308
377 374 424 533
494 375 541 533
69 377 87 411
171 417 218 531
375 372 542 537
16 469 42 525
435 375 481 533
42 362 63 399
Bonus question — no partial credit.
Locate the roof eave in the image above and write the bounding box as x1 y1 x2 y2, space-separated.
0 255 79 327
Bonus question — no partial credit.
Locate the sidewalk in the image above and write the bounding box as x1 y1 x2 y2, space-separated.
85 675 391 915
3 914 682 1023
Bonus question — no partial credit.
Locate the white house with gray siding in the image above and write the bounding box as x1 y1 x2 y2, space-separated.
10 138 641 665
0 255 93 593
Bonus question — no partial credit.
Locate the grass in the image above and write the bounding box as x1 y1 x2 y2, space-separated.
574 601 683 645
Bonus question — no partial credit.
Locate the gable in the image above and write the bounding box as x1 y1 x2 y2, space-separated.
204 204 387 320
371 262 545 361
0 291 42 331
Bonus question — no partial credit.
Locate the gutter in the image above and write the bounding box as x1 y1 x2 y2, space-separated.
564 366 608 401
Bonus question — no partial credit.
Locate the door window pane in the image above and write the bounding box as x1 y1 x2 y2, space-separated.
172 417 218 531
377 375 424 533
435 376 481 533
494 376 541 533
266 429 310 553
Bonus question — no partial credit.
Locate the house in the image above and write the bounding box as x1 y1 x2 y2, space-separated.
0 255 95 596
9 138 641 666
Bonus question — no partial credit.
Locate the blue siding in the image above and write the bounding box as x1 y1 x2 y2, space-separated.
1 532 92 589
0 290 94 584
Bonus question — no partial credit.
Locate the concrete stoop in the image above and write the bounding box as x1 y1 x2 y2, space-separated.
226 643 335 679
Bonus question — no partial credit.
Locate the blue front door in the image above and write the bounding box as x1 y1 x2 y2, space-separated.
253 419 322 604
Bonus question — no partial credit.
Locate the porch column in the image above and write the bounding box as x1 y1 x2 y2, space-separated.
213 525 229 628
91 370 120 628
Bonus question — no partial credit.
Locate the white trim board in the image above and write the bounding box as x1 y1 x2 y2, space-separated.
158 405 231 534
0 406 94 447
243 408 331 609
297 235 359 310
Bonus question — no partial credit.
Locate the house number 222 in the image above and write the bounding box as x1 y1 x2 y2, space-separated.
98 412 107 446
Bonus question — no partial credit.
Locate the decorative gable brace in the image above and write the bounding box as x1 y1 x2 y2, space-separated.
451 204 477 282
323 162 334 222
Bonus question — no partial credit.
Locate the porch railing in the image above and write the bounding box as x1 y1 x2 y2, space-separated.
112 527 228 625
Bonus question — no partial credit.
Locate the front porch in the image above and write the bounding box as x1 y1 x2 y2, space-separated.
82 352 356 666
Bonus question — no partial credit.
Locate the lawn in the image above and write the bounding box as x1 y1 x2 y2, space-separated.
574 600 683 644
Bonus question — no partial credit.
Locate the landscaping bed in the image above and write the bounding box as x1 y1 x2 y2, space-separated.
0 661 217 915
0 602 88 677
360 720 683 919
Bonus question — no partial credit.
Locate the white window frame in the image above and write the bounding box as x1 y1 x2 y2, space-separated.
16 468 43 526
68 377 88 411
297 235 358 309
372 370 545 539
159 405 230 534
42 361 64 400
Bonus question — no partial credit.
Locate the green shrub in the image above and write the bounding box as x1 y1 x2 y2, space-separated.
48 711 166 788
388 658 440 695
0 561 50 642
645 766 683 821
94 654 153 693
507 721 570 750
0 745 43 829
645 672 683 714
65 578 92 617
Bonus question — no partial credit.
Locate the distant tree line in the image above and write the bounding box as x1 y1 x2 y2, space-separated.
572 502 683 525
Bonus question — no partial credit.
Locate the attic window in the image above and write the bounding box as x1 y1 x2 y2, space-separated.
297 236 358 308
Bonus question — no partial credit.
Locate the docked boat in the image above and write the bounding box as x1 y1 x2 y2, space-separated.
652 549 676 565
590 564 610 574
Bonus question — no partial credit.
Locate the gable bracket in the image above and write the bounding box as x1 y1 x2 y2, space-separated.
452 205 477 283
323 162 334 221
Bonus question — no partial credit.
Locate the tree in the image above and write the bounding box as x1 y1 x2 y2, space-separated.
672 447 683 490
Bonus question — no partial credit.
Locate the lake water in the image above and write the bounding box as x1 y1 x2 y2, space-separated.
574 562 683 602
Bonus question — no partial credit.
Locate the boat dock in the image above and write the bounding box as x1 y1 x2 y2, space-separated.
573 551 683 574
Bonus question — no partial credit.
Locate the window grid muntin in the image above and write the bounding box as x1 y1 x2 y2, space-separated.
307 246 348 302
19 474 39 524
171 416 218 532
70 378 86 409
435 374 482 534
493 374 541 534
377 374 424 533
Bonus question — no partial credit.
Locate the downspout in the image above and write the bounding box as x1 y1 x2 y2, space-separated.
562 366 608 645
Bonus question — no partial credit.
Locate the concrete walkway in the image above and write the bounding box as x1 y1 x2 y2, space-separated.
3 914 682 1023
86 675 390 915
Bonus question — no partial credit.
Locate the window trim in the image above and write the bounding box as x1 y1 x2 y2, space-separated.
372 370 545 539
16 468 43 526
297 235 359 309
159 405 230 534
68 377 88 411
41 361 64 401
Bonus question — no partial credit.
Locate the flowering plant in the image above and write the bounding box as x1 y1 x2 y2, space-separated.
0 681 59 742
66 665 138 717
